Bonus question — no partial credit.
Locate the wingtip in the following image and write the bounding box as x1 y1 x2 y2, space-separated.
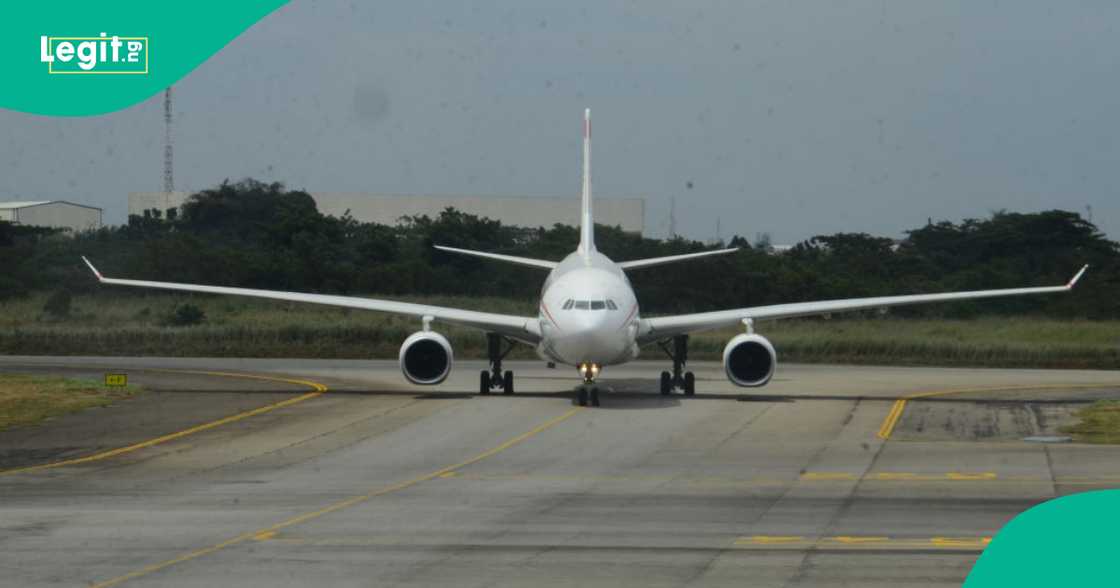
1067 264 1089 289
80 256 103 281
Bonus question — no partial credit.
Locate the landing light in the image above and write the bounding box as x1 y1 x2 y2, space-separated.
578 362 601 382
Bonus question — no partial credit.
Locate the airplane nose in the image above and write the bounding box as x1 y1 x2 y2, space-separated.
557 313 624 362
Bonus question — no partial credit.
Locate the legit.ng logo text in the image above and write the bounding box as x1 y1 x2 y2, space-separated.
40 33 148 74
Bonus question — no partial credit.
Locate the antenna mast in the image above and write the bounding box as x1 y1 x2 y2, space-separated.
163 87 174 198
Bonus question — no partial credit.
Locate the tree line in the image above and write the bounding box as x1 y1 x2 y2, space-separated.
2 179 1117 318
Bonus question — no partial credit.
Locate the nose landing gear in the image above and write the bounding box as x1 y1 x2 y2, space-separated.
480 333 515 395
658 335 695 396
576 362 602 407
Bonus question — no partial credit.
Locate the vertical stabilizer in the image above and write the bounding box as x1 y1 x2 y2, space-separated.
578 108 595 257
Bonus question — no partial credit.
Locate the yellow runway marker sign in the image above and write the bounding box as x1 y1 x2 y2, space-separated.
104 373 128 387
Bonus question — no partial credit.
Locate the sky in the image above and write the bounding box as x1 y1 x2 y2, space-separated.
1 1 1117 243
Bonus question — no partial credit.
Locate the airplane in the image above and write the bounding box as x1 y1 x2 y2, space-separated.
81 109 1089 407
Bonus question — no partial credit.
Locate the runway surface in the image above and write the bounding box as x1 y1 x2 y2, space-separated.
1 356 1118 587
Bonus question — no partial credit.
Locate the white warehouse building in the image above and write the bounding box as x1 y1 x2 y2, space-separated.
0 201 102 232
129 192 645 234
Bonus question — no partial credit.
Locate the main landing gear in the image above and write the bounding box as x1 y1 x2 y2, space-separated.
480 333 515 395
658 335 695 396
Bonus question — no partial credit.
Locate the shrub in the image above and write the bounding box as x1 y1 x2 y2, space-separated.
42 289 72 318
166 303 206 327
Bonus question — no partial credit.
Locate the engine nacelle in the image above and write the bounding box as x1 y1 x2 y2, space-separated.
399 331 453 385
722 333 777 387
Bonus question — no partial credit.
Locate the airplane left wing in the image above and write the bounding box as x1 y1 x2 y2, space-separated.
637 265 1088 344
81 257 542 345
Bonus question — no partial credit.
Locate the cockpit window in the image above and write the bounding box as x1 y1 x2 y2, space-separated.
563 299 619 311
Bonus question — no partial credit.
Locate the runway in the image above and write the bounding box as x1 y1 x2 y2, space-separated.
1 356 1118 587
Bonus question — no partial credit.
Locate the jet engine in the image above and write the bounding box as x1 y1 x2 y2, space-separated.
722 333 776 387
399 331 453 385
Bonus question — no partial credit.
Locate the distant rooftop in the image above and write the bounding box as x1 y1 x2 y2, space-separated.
0 201 51 209
0 200 102 211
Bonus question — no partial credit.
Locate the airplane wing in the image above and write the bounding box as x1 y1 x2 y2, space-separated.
433 245 558 270
617 248 739 271
81 257 542 345
637 265 1088 344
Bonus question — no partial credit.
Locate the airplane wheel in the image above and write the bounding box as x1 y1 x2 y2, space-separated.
503 370 514 395
659 371 672 395
480 370 491 395
577 387 589 406
683 371 696 396
590 387 601 407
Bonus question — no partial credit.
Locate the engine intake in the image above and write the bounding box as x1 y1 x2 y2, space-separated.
722 333 776 387
399 331 453 385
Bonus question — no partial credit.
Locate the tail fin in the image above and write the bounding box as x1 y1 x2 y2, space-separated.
578 108 595 257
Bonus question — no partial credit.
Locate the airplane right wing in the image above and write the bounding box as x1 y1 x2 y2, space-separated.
637 265 1088 344
82 257 542 345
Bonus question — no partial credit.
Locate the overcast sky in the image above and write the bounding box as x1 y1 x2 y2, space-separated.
2 1 1117 243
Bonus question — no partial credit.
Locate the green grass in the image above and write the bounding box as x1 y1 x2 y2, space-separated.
0 374 141 431
1 291 1118 369
1063 401 1120 443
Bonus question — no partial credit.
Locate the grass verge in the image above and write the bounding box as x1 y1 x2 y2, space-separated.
1063 401 1120 444
0 374 141 431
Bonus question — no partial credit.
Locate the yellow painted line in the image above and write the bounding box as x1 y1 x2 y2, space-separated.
931 536 992 548
876 383 1118 441
877 399 908 439
802 471 1000 482
800 472 857 481
0 368 328 476
872 472 920 481
251 530 277 542
90 406 585 588
737 535 804 544
733 535 992 551
947 471 997 480
829 536 889 544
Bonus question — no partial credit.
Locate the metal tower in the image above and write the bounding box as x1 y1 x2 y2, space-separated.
163 87 174 194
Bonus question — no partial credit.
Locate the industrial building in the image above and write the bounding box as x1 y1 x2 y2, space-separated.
129 192 645 234
0 201 102 232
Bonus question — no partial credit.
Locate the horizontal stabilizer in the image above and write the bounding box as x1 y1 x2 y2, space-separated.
617 247 739 271
433 245 558 270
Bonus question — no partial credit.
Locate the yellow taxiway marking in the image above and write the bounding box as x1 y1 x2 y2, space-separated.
801 471 998 482
876 383 1119 440
744 535 804 544
251 530 277 542
0 368 328 476
90 406 585 588
433 470 1120 485
736 535 991 550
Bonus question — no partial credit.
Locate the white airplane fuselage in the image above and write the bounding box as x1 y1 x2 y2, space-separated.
535 249 641 371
